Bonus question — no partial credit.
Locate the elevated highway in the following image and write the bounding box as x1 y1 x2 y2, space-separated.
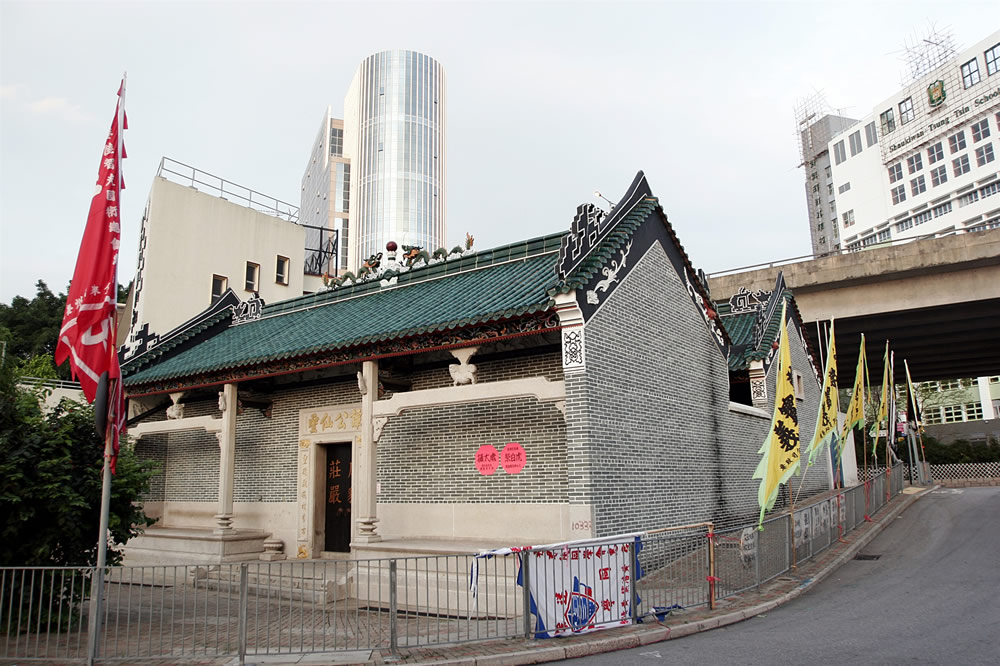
709 228 1000 383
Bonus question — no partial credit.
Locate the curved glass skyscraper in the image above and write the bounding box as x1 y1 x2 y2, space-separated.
344 50 446 271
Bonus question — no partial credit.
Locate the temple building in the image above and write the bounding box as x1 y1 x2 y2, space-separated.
121 172 831 564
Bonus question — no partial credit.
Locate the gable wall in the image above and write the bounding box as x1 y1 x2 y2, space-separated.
569 240 829 536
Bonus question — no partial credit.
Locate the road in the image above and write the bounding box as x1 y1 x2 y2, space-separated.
567 487 1000 665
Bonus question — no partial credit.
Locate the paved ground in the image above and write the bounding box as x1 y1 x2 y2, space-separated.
565 486 1000 665
2 482 942 666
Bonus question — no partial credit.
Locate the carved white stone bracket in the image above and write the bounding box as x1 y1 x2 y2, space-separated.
554 400 566 415
448 346 479 386
372 416 388 443
166 392 186 420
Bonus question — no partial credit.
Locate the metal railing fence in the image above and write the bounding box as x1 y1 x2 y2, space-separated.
2 464 904 663
157 157 299 223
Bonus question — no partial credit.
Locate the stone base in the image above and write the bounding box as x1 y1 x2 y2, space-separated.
123 526 271 566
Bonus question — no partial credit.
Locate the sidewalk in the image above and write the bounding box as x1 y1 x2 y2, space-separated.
349 484 936 666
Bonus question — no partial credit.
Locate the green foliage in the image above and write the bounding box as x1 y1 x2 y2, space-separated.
14 354 60 380
917 436 1000 464
0 280 70 380
0 363 157 567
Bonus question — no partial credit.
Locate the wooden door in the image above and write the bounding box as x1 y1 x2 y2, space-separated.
323 443 352 552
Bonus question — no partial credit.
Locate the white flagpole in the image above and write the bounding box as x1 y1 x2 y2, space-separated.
87 73 125 665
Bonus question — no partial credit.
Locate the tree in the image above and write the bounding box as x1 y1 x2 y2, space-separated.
0 281 70 379
0 362 157 567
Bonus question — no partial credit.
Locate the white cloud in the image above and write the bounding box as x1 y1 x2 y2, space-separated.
26 96 91 123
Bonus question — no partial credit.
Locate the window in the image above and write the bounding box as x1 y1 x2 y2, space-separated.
833 140 847 165
849 130 863 156
976 143 995 166
245 262 259 291
818 236 826 245
932 201 952 217
275 255 289 285
927 142 944 164
966 403 983 420
987 43 1000 76
943 405 963 423
211 275 228 304
891 184 906 205
329 127 343 157
953 154 971 176
898 97 915 124
910 175 926 196
880 108 896 135
938 379 961 391
971 118 991 142
865 121 878 147
931 165 948 187
888 162 903 183
907 153 923 173
817 222 824 230
877 229 890 242
793 370 805 400
838 182 851 194
924 408 942 425
961 58 981 89
949 130 966 153
842 209 855 227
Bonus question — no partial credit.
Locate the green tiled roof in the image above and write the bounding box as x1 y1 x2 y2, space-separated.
717 291 797 371
124 234 565 388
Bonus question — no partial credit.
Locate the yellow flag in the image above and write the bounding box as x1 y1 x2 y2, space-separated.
807 321 839 466
839 334 866 454
871 342 890 458
753 301 800 527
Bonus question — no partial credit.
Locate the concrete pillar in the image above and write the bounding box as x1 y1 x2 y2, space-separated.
355 360 381 543
214 383 237 534
977 376 992 420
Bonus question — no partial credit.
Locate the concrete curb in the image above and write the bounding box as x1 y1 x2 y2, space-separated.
400 485 938 665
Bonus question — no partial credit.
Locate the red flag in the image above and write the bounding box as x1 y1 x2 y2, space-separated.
55 82 128 471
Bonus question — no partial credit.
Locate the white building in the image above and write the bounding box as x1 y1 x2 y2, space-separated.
301 50 447 275
803 30 1000 253
124 159 308 359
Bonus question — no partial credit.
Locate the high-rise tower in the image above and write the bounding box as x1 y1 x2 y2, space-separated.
343 50 446 270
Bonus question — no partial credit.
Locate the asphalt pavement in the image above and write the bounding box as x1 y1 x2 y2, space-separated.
565 486 1000 665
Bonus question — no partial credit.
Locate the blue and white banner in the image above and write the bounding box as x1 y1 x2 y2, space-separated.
474 534 643 638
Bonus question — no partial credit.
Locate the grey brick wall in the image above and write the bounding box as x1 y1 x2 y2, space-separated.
378 349 567 503
134 377 360 504
568 242 829 536
135 434 166 502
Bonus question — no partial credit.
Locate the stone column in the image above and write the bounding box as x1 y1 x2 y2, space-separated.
355 360 381 543
214 383 237 534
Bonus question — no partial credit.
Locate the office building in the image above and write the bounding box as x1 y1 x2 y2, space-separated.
301 50 447 275
800 29 1000 254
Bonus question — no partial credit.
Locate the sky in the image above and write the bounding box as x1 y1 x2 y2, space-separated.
1 0 996 304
